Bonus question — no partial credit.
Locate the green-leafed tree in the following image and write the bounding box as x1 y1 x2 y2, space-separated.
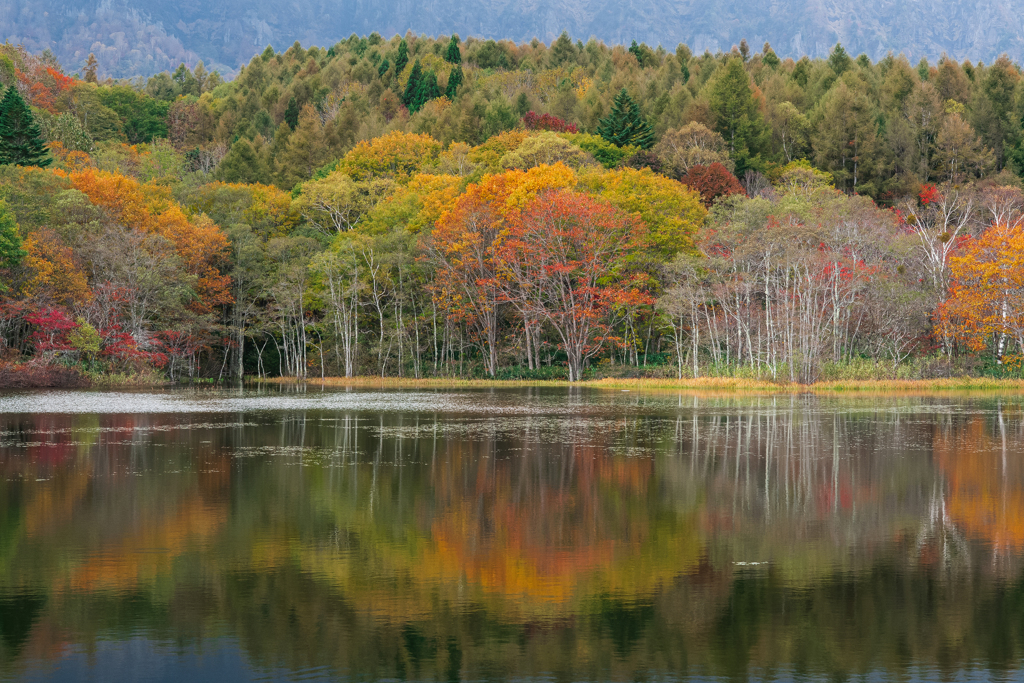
827 43 852 75
0 199 26 273
394 39 409 75
444 35 462 65
403 60 423 109
0 87 51 168
707 57 770 175
215 138 270 184
96 85 168 143
445 65 463 100
284 96 300 130
597 89 655 149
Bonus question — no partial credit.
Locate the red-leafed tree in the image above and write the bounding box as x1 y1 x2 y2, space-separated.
522 111 578 133
680 162 746 207
497 189 652 381
25 307 77 354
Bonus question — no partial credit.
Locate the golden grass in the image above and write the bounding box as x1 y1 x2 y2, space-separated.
261 375 1024 395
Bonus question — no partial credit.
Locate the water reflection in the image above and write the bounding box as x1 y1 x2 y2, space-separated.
0 389 1023 681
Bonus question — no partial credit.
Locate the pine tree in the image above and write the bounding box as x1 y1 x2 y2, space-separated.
597 88 655 149
378 58 390 77
403 60 423 109
0 87 50 168
394 39 409 75
446 65 463 99
827 43 851 75
444 35 462 65
83 53 99 83
707 57 770 174
284 96 300 130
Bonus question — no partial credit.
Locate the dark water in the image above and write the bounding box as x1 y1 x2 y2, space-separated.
1 386 1023 682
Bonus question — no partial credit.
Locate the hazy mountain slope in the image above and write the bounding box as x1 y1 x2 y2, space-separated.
4 0 1024 77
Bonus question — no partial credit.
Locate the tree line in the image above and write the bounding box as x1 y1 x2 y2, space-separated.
2 35 1024 382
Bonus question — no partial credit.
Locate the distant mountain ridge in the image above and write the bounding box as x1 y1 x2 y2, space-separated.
4 0 1024 78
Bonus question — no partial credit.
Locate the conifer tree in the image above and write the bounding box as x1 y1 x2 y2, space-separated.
827 43 851 75
402 60 423 109
445 65 463 99
83 53 99 83
378 58 390 77
597 88 655 149
394 39 409 75
0 87 50 168
707 57 769 174
284 96 300 130
215 138 270 184
444 35 462 64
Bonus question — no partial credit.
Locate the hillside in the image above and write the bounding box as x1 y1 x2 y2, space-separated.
4 0 1024 78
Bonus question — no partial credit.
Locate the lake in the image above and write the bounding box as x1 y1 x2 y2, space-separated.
0 386 1022 682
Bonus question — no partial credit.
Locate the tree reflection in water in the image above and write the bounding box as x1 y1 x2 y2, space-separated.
0 389 1022 681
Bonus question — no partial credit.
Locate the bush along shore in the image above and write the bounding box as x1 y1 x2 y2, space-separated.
6 37 1024 386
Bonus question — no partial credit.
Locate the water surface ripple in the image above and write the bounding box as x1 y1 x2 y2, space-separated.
1 386 1022 682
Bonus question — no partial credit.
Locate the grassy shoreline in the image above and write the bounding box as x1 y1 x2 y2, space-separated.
258 375 1024 394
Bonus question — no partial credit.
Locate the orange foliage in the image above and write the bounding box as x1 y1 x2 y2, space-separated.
938 222 1024 355
70 168 233 311
22 229 92 308
934 416 1024 549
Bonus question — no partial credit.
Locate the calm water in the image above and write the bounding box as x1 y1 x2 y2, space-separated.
1 386 1023 682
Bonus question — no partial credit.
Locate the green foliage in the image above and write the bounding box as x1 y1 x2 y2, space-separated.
827 43 852 75
445 65 463 100
68 318 102 359
707 58 769 175
0 199 26 270
444 35 462 65
563 133 637 168
394 39 409 75
284 96 300 130
596 89 655 149
96 85 168 143
216 138 270 184
39 111 93 153
0 87 50 168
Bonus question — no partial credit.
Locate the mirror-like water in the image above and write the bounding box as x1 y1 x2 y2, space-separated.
1 387 1023 682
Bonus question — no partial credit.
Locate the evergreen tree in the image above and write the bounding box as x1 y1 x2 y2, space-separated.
762 43 780 69
284 96 300 130
827 43 852 75
707 57 770 174
215 138 270 184
378 58 390 77
403 60 424 109
83 53 99 83
445 65 463 100
0 200 25 272
394 39 409 75
0 87 50 168
629 40 645 66
444 35 462 64
597 88 655 149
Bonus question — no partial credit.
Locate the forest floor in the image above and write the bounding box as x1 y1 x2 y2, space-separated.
260 375 1024 394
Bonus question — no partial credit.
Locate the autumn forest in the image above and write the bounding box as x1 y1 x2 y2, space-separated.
3 33 1024 384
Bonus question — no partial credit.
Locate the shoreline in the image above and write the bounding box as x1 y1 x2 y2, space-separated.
257 375 1024 394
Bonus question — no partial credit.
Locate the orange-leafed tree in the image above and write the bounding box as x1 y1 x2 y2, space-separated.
69 168 232 313
429 164 576 376
937 222 1024 362
498 189 651 381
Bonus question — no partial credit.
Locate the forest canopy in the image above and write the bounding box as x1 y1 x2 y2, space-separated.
2 35 1024 384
